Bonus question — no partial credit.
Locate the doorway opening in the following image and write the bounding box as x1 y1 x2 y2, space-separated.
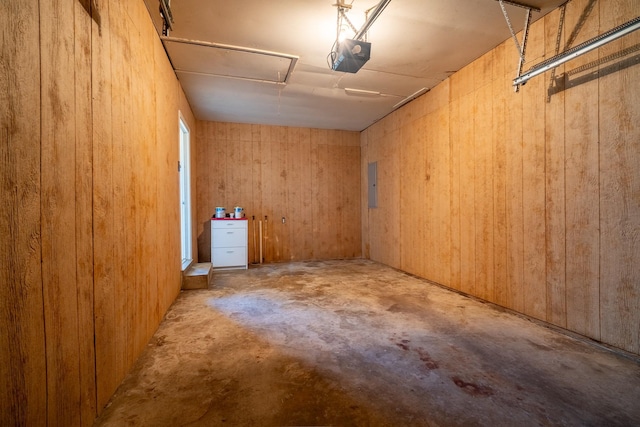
179 114 192 269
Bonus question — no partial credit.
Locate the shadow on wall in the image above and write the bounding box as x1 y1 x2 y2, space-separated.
547 49 640 99
80 0 102 34
198 220 212 262
544 0 638 101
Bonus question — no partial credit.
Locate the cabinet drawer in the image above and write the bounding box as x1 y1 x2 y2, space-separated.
212 220 247 229
212 228 247 247
212 247 246 268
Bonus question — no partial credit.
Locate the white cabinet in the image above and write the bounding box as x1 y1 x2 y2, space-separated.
211 219 248 269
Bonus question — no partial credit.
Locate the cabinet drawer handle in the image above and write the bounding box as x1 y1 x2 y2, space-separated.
226 250 235 253
226 231 234 234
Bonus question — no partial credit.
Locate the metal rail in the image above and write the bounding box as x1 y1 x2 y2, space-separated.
159 0 174 33
514 16 640 87
354 0 393 41
498 0 536 92
514 8 532 92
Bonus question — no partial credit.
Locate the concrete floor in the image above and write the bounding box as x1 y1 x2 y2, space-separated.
95 260 640 426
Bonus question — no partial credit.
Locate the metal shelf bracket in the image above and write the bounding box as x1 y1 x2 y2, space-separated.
497 0 539 92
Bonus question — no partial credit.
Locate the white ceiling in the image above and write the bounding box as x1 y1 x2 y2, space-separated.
145 0 565 131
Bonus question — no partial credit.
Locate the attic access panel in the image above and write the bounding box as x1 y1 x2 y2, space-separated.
163 37 298 84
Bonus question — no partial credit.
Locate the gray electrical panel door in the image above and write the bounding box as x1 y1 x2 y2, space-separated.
368 161 377 208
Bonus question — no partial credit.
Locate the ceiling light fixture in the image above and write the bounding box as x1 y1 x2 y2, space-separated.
332 39 372 73
344 87 381 97
392 87 429 110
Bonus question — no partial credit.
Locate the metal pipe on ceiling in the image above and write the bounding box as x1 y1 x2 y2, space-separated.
353 0 393 41
514 16 640 87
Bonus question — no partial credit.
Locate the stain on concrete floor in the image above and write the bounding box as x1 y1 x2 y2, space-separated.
95 260 640 426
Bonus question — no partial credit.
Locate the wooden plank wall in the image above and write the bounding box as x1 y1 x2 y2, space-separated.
361 0 640 356
0 1 46 425
598 0 640 354
0 0 196 425
196 122 361 263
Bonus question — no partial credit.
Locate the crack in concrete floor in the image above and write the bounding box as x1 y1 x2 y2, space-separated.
95 259 640 426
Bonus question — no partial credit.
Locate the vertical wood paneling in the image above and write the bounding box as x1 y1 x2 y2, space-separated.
492 41 509 308
195 121 211 261
251 124 263 263
74 0 97 422
458 92 476 296
130 0 147 370
154 20 180 317
3 1 195 424
140 4 159 343
259 125 274 262
598 0 640 354
234 136 255 261
330 131 343 257
448 97 462 291
505 71 525 313
91 0 190 413
109 0 129 392
196 122 361 263
400 120 425 276
215 125 228 209
286 129 302 260
476 52 496 302
429 103 452 287
361 130 370 259
287 128 313 260
272 127 289 261
368 128 402 268
360 0 639 358
41 0 83 422
423 88 452 287
341 140 362 258
4 4 640 426
262 126 278 262
310 130 327 259
0 1 46 424
122 29 137 374
237 138 254 217
521 76 547 320
521 21 547 320
564 0 600 340
544 7 568 328
473 80 494 302
444 75 464 285
91 0 118 410
226 137 247 214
